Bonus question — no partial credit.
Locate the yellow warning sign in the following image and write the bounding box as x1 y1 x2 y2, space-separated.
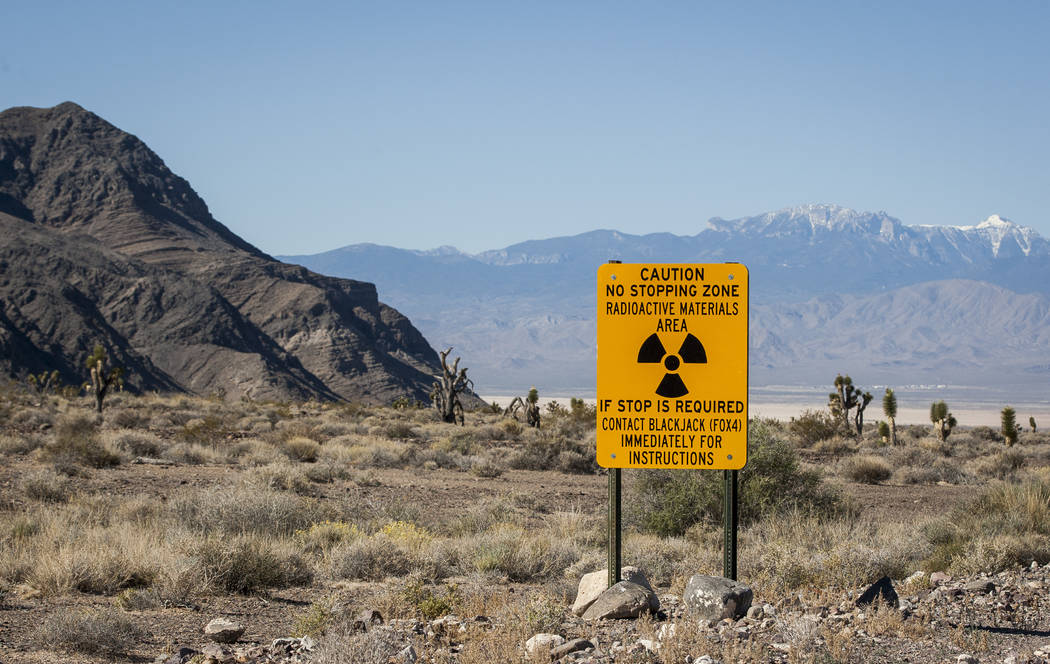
596 263 748 469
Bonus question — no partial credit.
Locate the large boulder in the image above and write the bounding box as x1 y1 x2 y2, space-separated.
582 581 659 620
683 575 753 621
572 566 654 616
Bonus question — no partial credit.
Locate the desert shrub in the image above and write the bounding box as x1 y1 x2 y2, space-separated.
450 497 518 536
436 430 480 455
329 535 411 581
500 418 523 437
310 627 406 664
108 408 147 429
789 409 840 447
295 521 364 556
971 449 1026 480
170 487 331 536
178 415 230 445
187 535 313 593
626 532 699 586
244 461 315 494
917 436 954 456
0 433 45 455
970 425 1003 443
115 587 166 610
10 408 53 431
42 413 119 468
293 599 335 638
923 478 1050 574
282 437 321 462
629 420 841 536
400 577 461 620
469 455 504 478
895 459 969 485
811 436 857 456
470 525 580 581
326 438 412 468
33 609 145 656
161 442 222 464
842 455 893 484
376 421 418 440
751 512 919 592
105 430 165 457
18 468 73 502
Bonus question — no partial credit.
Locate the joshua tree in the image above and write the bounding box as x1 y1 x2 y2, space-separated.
85 345 124 414
1002 407 1020 446
882 388 898 446
877 420 891 445
430 348 472 425
929 401 957 442
1030 416 1038 433
25 370 61 406
828 374 872 438
508 386 541 428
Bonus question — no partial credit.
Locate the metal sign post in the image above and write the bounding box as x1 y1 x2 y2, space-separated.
608 467 621 587
597 261 748 586
723 468 738 580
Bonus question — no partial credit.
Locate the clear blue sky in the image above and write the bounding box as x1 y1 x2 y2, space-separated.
3 1 1049 254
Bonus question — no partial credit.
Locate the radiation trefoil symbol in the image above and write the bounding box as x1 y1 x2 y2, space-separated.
637 333 708 398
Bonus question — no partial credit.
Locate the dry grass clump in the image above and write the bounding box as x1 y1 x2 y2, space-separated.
329 534 412 581
923 475 1050 574
746 512 921 593
161 441 224 464
311 626 409 664
1 504 171 596
968 448 1026 480
170 486 333 536
282 436 321 462
841 455 893 484
469 524 580 581
243 460 316 494
186 534 313 593
811 436 857 456
18 468 74 502
33 608 146 657
789 409 841 447
0 433 45 455
40 413 120 468
101 429 166 458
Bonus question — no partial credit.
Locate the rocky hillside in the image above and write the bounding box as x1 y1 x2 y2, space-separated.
0 102 440 402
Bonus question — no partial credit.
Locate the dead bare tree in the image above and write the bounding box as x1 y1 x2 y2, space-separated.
430 348 472 424
507 386 541 428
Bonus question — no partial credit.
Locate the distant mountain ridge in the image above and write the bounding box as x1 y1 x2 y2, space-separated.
0 102 441 402
281 204 1050 395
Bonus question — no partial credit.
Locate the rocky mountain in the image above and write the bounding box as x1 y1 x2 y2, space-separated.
281 205 1050 395
0 102 440 403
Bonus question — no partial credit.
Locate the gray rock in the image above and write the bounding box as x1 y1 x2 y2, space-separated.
203 617 244 644
551 638 595 659
353 609 385 632
572 566 654 616
582 581 659 620
963 578 995 593
930 571 952 585
396 644 418 663
525 633 565 654
683 575 753 620
856 576 899 609
157 647 199 664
